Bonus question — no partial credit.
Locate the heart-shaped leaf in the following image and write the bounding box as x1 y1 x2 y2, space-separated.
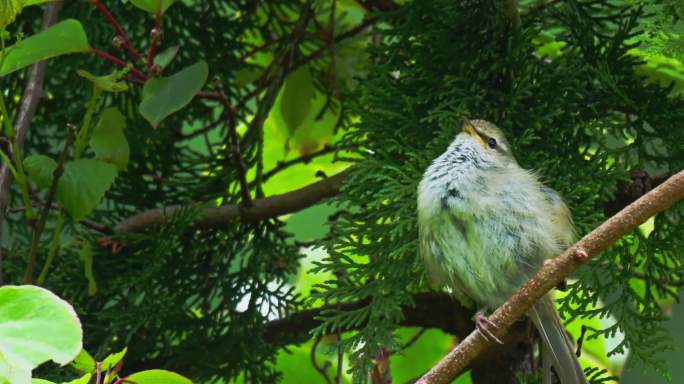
0 286 81 379
57 159 118 221
0 19 90 76
124 369 192 384
23 154 56 189
90 107 129 170
139 60 208 127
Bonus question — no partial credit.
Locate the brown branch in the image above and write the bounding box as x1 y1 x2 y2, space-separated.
416 169 684 384
0 1 63 284
114 171 347 232
91 0 141 61
24 126 75 283
89 48 147 81
126 292 532 378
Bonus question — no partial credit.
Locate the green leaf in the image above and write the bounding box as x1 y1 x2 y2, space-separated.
0 286 82 373
0 353 30 384
65 374 91 384
70 349 95 373
101 347 127 372
23 154 56 189
57 159 118 221
31 379 56 384
139 60 208 128
0 19 90 76
90 107 129 170
279 66 314 135
153 45 179 70
129 0 176 14
124 369 192 384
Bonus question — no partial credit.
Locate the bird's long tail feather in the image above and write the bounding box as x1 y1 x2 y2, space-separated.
527 294 587 384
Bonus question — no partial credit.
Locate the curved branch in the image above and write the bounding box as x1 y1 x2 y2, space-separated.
114 172 347 232
416 170 684 384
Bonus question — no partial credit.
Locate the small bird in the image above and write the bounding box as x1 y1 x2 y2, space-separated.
417 118 587 384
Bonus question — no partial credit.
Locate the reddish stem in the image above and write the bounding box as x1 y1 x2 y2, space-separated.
90 48 148 81
147 12 163 69
91 0 141 61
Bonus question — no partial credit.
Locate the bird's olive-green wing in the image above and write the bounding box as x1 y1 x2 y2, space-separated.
541 186 575 249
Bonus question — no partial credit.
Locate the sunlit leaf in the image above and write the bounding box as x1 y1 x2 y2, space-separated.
65 373 92 384
70 349 95 374
124 369 192 384
139 60 208 127
0 19 90 76
101 347 127 372
0 286 82 375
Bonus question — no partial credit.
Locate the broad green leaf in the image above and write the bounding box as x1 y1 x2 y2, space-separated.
65 374 91 384
0 352 30 384
57 159 118 221
31 379 56 384
279 66 314 134
0 19 90 76
90 107 129 170
129 0 175 14
124 369 192 384
101 347 127 372
139 60 208 127
153 45 179 70
0 286 82 373
23 154 56 189
70 349 95 373
76 70 129 93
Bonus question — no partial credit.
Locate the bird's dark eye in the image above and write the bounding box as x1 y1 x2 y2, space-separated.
487 138 497 149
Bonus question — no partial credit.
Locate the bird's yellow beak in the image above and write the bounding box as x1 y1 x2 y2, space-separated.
462 118 487 149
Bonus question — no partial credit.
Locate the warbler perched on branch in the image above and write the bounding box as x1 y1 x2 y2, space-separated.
417 119 587 384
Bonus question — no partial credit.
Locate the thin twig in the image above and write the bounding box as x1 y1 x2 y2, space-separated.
90 48 147 81
415 170 684 384
24 125 75 283
311 336 334 384
91 0 141 61
114 171 347 232
259 144 338 183
400 328 428 352
147 12 163 69
215 82 252 206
